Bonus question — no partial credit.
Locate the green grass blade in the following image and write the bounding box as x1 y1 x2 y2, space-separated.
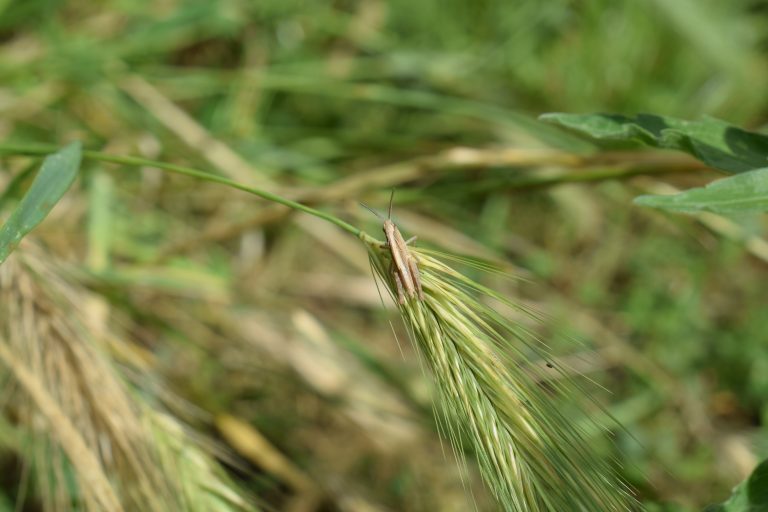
0 143 361 238
649 0 749 77
0 141 82 265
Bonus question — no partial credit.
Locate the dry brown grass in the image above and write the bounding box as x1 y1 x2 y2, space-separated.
0 242 254 512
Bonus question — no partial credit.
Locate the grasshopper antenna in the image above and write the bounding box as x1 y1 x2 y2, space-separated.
360 202 384 220
388 189 395 220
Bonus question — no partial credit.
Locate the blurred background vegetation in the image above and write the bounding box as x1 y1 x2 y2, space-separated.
1 0 768 510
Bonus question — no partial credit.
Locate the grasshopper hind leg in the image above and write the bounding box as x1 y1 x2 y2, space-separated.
407 256 424 300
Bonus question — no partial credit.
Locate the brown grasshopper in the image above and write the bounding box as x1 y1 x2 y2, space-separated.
365 192 424 304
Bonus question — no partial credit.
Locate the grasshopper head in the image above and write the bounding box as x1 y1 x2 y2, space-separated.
383 219 395 235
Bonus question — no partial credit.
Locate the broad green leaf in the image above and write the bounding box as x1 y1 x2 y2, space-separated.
0 142 82 264
634 167 768 214
539 113 768 174
703 458 768 512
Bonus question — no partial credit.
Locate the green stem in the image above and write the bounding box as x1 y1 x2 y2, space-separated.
504 163 697 189
427 163 701 199
0 143 362 238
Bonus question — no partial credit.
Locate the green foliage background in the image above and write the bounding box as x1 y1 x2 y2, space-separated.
1 0 767 510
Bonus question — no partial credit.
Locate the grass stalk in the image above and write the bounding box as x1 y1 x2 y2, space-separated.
0 144 361 239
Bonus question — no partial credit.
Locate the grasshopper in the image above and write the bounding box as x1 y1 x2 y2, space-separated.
365 192 425 304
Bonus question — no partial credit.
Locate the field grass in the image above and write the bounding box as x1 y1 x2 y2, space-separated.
1 0 767 510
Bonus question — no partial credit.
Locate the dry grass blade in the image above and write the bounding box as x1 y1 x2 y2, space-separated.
0 244 255 512
0 342 123 512
365 239 635 512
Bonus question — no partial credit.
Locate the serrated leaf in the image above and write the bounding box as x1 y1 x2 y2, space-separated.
634 167 768 214
703 458 768 512
0 142 82 264
540 113 768 174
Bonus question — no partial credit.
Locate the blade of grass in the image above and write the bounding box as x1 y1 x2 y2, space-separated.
0 143 361 239
0 142 81 264
139 69 595 151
